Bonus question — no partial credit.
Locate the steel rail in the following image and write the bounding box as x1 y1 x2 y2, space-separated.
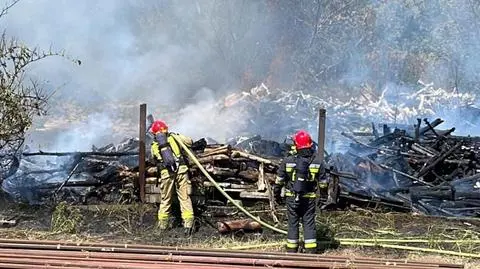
0 238 464 268
0 255 452 269
0 247 464 269
0 255 283 269
0 248 458 268
0 249 454 268
0 249 378 269
0 241 454 267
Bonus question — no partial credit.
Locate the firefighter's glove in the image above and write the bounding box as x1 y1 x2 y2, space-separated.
328 164 338 173
273 184 283 204
156 162 166 171
156 162 167 178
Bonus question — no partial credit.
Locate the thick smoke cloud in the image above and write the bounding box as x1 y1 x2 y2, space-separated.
2 0 269 149
2 0 480 151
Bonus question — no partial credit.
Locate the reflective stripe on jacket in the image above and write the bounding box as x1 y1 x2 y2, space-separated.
151 133 193 174
276 153 326 198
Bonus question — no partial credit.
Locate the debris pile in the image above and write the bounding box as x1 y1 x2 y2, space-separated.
4 115 480 218
222 83 479 142
334 117 480 217
120 141 285 209
2 81 480 218
1 136 292 207
1 138 140 204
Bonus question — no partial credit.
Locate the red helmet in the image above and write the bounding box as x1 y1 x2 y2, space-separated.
150 120 168 134
293 130 313 149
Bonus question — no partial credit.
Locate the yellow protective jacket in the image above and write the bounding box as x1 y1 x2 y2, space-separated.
151 133 193 176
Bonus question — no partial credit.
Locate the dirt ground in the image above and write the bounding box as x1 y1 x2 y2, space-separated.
0 193 478 268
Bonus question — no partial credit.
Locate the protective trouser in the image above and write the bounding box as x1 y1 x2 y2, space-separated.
157 170 194 229
286 196 317 253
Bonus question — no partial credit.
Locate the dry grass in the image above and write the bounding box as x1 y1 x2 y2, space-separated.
51 202 83 234
1 202 480 267
317 210 480 251
313 210 480 268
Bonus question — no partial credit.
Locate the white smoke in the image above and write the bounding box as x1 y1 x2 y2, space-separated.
3 0 480 151
2 0 259 149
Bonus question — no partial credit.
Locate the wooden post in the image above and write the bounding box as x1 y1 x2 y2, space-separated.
317 108 326 161
139 103 147 202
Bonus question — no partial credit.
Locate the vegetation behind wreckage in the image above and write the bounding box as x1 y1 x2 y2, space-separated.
0 0 79 179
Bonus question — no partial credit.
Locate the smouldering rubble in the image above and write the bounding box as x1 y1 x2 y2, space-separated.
220 83 479 143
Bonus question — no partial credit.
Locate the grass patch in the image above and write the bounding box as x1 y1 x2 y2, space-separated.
58 203 158 237
51 202 83 234
188 233 284 251
316 210 480 260
1 200 479 266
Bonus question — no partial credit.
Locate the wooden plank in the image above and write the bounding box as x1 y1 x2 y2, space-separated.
239 191 269 199
203 182 231 188
416 142 462 178
138 103 147 202
223 189 245 193
265 171 279 223
203 182 255 189
145 177 158 184
257 162 266 191
317 108 326 161
145 183 161 194
231 151 276 165
145 194 160 204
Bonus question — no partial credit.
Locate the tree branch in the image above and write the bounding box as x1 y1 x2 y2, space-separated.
0 0 20 19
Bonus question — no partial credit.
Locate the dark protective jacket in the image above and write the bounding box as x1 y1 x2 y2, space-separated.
275 149 327 198
275 148 327 253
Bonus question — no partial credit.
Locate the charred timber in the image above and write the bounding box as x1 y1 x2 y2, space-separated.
20 151 138 157
414 118 421 141
410 185 455 201
411 143 437 157
416 142 462 178
216 219 262 234
423 118 441 138
195 154 230 164
418 118 443 136
38 181 105 189
198 145 231 157
136 166 276 182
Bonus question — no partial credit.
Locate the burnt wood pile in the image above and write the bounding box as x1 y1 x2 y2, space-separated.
2 137 287 209
1 138 140 204
334 117 480 217
120 142 283 208
3 117 480 218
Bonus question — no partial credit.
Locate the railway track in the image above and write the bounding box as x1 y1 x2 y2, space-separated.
0 239 464 268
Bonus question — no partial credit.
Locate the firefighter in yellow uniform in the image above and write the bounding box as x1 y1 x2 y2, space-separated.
149 120 195 234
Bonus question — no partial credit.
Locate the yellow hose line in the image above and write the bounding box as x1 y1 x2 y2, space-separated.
220 241 480 258
172 134 287 235
220 238 480 250
339 238 480 244
340 241 480 258
172 135 480 259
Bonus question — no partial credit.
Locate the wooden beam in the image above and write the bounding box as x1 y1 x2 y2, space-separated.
317 108 326 161
139 103 147 202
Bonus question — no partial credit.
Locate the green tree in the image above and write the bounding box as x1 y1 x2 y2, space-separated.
0 0 79 179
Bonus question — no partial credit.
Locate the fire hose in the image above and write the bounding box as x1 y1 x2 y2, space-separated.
169 136 480 259
172 134 288 235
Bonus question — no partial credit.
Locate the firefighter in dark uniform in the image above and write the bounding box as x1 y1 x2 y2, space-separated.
273 130 327 254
